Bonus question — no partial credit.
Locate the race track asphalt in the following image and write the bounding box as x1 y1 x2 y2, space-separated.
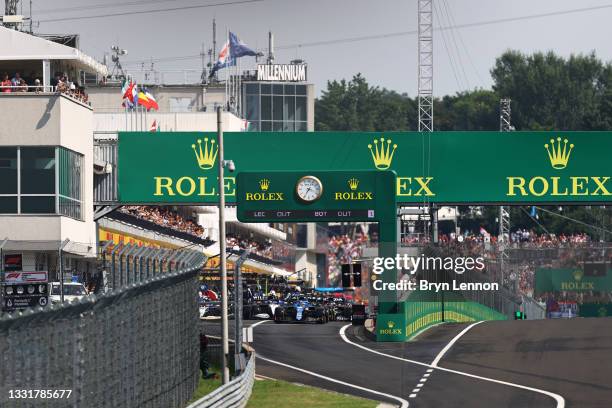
200 317 612 407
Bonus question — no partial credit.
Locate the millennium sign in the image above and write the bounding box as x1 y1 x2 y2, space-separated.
256 64 307 82
117 131 612 204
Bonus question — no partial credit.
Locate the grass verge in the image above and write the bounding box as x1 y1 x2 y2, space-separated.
187 368 379 408
186 365 222 405
247 378 379 408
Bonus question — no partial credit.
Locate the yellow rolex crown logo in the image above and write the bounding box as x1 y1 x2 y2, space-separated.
191 137 219 170
573 269 583 281
259 178 270 191
348 178 359 191
368 137 397 170
544 137 574 170
387 321 395 329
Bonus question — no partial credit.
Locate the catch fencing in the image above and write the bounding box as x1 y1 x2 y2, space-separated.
0 246 206 408
433 242 611 319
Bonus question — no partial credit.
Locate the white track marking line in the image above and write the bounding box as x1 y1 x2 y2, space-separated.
409 394 417 398
256 355 409 408
249 320 270 329
250 321 408 408
339 324 565 408
423 373 430 377
431 321 483 367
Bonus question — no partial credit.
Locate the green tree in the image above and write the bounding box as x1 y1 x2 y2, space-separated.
491 50 611 130
315 74 416 131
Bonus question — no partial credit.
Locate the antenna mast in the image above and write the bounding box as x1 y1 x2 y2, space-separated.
267 31 275 64
418 0 433 132
499 98 512 290
3 0 24 29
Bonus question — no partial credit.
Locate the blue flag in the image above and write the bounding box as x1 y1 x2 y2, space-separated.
229 32 258 58
209 41 235 78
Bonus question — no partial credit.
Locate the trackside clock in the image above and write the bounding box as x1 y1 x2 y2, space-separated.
295 175 323 202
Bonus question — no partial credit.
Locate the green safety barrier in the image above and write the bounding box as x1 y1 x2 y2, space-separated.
403 291 507 340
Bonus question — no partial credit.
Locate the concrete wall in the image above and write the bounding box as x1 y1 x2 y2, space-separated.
0 94 62 145
295 249 317 287
0 93 96 256
88 85 227 113
93 111 245 132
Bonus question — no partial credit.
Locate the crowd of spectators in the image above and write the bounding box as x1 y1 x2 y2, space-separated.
226 233 273 259
327 233 367 286
536 290 611 306
120 206 206 238
52 72 88 103
404 229 608 303
118 206 289 262
0 71 88 103
1 71 40 93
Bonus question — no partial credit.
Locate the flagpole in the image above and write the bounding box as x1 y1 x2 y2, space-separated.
226 28 230 112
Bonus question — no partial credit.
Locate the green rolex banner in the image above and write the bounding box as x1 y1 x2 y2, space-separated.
117 131 612 204
579 304 612 317
376 313 407 342
535 268 612 292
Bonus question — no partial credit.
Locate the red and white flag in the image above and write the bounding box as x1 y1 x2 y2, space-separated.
149 119 158 132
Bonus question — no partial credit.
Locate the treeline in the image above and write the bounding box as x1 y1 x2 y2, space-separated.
315 50 611 238
315 50 612 131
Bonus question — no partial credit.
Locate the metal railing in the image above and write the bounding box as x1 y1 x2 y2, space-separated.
0 85 90 105
0 249 206 408
186 351 255 408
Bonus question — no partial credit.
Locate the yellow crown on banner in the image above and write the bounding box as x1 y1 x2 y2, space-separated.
348 178 359 191
259 179 270 191
544 137 574 170
368 137 397 170
191 137 218 170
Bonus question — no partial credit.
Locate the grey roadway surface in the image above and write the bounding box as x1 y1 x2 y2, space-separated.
200 317 612 407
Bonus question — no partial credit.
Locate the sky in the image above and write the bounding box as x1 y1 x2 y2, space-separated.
15 0 612 96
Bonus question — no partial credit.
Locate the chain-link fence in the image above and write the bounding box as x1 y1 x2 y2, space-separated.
421 245 521 318
0 247 206 408
431 242 611 318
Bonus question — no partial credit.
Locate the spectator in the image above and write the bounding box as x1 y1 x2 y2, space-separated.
11 72 21 89
1 74 11 93
33 78 42 93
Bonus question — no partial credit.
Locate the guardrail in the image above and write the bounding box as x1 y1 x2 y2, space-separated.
186 351 256 408
0 250 206 408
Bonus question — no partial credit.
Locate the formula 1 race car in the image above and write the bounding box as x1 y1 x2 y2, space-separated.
330 297 353 321
243 297 282 320
273 294 329 324
199 298 235 320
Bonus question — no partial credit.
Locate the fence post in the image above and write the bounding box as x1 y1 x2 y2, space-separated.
110 244 122 290
118 244 132 287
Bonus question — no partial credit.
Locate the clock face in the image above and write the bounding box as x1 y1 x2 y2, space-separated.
296 176 323 202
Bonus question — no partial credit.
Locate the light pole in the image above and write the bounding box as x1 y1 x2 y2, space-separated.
234 248 250 375
217 107 229 385
217 106 235 385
